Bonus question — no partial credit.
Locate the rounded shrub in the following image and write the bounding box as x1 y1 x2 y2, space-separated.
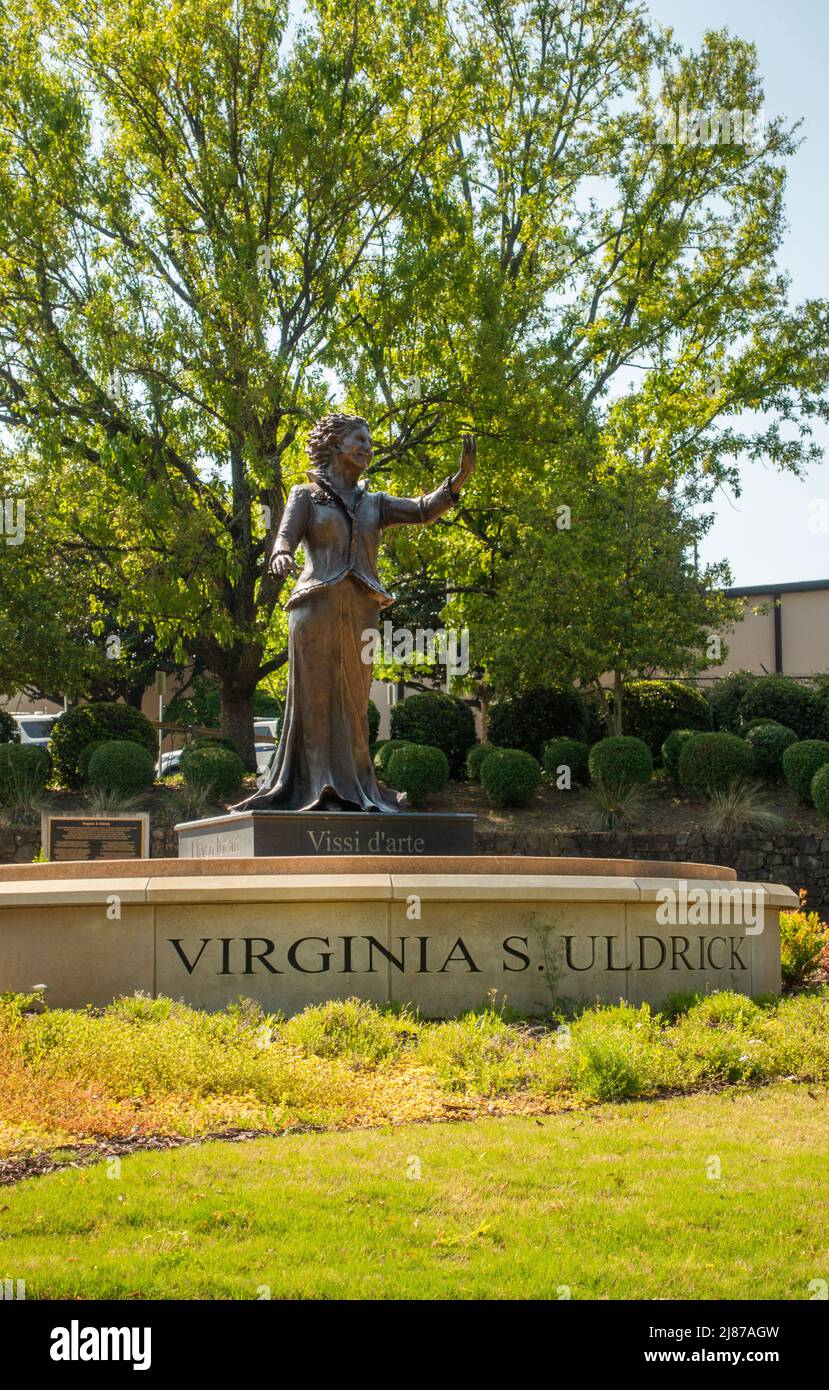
488 686 586 759
374 739 412 776
677 732 755 796
707 672 756 733
622 680 712 758
743 721 798 780
782 739 829 801
180 744 245 798
588 736 653 791
386 744 449 807
737 675 816 739
543 736 590 786
189 735 240 755
0 708 19 743
87 740 156 796
49 703 156 789
809 682 829 740
811 763 829 819
389 691 475 778
480 748 542 807
0 743 51 799
466 742 496 782
661 729 700 783
739 717 783 734
78 740 106 781
367 699 380 744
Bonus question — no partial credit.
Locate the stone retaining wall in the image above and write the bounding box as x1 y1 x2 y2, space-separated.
475 828 826 916
2 821 825 919
0 827 40 864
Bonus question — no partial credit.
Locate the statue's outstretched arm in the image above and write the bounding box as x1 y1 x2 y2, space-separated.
380 434 477 530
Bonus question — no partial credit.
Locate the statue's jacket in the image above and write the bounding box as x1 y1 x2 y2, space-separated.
274 469 459 611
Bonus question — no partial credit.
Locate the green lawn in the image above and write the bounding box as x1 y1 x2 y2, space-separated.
1 1081 827 1300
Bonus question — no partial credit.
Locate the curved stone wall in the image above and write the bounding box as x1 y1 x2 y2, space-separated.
0 857 795 1015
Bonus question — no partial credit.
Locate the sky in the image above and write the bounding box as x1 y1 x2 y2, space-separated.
647 0 829 586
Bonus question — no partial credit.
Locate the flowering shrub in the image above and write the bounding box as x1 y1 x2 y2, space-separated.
780 907 829 989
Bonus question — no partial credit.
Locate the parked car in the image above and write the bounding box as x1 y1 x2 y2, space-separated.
160 743 276 779
12 712 61 747
254 717 281 741
255 741 277 779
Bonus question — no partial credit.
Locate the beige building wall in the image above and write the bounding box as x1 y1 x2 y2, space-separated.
706 595 776 677
706 582 829 679
779 589 829 674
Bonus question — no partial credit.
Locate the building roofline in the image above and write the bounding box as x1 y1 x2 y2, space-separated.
724 578 829 597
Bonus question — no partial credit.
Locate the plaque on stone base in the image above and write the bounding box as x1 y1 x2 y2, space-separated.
176 810 476 859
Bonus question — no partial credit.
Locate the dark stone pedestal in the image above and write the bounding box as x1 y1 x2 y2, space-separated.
175 810 476 859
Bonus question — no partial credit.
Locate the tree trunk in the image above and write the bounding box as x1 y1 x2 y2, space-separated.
612 671 624 736
220 678 258 771
476 680 492 742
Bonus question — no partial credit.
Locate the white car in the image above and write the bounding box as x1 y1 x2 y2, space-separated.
255 740 277 779
160 742 277 778
12 712 61 747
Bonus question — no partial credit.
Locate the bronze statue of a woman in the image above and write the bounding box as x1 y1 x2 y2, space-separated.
231 415 476 814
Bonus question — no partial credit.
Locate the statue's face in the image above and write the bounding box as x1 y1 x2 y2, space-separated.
336 421 373 473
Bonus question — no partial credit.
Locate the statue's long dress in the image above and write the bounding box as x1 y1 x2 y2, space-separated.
230 471 458 814
244 574 397 812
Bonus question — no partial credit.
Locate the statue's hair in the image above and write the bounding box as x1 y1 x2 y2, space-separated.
306 413 370 474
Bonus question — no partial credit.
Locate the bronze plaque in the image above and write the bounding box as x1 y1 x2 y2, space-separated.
44 815 149 862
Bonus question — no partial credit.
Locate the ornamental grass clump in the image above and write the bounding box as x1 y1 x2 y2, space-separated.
0 744 51 824
584 777 649 831
704 779 786 832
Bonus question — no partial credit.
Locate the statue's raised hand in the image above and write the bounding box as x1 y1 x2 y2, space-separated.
451 433 477 496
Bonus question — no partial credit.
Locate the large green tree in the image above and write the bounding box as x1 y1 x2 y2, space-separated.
0 0 462 763
0 1 826 760
337 6 829 710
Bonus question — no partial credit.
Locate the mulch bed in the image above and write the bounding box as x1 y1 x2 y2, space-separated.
0 1128 287 1187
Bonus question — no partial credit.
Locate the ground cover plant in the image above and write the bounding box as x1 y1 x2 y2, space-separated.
2 988 827 1169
